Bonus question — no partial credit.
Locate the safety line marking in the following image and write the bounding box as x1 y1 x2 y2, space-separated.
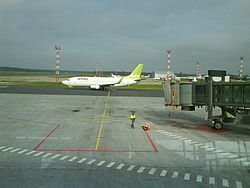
116 163 125 169
184 173 190 180
106 162 115 168
2 147 14 151
235 158 247 162
222 179 229 187
214 150 224 153
51 154 61 159
34 152 44 156
195 143 203 146
160 170 167 176
137 167 145 173
42 153 52 158
127 165 135 171
78 158 87 163
206 147 216 151
0 146 6 150
172 172 179 178
68 156 77 161
209 177 215 184
95 91 110 150
10 148 21 153
18 149 28 154
226 155 238 159
243 162 250 166
60 155 69 160
26 151 36 155
220 153 231 156
196 175 203 182
148 168 156 175
96 160 106 167
87 159 96 165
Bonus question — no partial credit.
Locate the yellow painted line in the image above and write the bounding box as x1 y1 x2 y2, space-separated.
95 90 110 150
82 120 114 123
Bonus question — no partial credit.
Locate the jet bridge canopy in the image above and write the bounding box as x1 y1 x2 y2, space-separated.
162 79 250 129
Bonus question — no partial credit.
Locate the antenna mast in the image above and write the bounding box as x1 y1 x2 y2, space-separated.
55 45 61 83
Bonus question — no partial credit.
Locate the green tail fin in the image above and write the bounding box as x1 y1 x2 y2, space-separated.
126 64 144 79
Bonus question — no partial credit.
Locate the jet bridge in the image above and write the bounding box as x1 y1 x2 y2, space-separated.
163 70 250 130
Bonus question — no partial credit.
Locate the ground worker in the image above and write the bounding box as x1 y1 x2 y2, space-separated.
130 112 136 129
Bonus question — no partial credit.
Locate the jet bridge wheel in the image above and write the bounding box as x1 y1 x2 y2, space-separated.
212 119 224 130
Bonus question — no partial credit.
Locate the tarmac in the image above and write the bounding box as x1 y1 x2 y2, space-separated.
0 86 249 188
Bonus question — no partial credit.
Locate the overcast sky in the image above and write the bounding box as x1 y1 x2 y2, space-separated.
0 0 249 74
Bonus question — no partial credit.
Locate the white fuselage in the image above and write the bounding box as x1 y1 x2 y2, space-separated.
62 76 137 89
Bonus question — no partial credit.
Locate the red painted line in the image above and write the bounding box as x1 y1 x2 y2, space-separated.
33 124 60 150
34 149 157 152
0 116 58 126
144 131 158 152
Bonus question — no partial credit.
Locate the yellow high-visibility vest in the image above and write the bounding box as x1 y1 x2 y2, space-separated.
130 115 136 120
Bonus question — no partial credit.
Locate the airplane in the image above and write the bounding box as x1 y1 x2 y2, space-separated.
62 64 144 90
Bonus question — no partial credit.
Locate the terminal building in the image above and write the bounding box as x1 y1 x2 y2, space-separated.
152 71 175 80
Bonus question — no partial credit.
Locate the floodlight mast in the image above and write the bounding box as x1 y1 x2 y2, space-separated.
196 62 201 79
166 49 172 81
240 56 244 80
55 45 61 83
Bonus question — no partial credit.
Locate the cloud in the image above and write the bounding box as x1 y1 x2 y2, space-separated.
0 0 249 74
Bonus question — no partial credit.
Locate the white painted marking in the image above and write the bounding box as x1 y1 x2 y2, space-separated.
68 156 77 161
196 175 203 182
173 136 183 139
96 160 106 167
222 179 229 187
172 171 179 178
78 158 87 163
179 138 187 140
220 153 231 156
195 144 203 147
184 173 190 180
127 165 135 171
184 140 193 142
16 136 26 139
209 177 215 184
2 147 14 152
87 159 96 165
206 147 216 151
51 154 61 159
187 141 198 144
200 145 210 148
26 151 36 155
106 162 115 168
10 148 21 153
164 133 172 136
18 149 28 154
60 155 69 160
214 150 224 153
116 163 125 169
42 153 52 158
160 170 167 176
236 181 243 188
157 130 165 133
137 167 145 173
155 130 163 133
243 162 250 166
235 158 247 162
227 155 238 159
148 168 157 175
168 134 177 137
0 146 6 150
34 152 44 156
